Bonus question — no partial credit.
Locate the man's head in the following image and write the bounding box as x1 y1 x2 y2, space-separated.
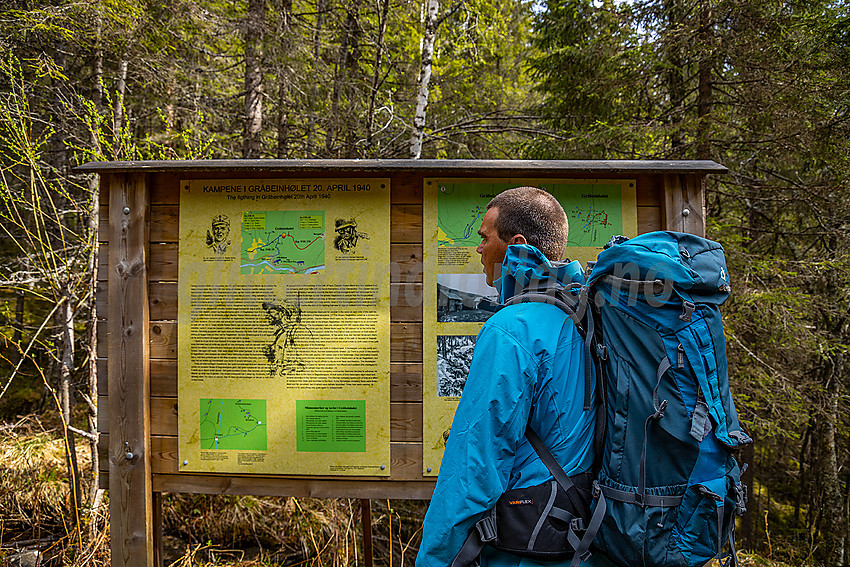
476 187 568 286
212 215 230 243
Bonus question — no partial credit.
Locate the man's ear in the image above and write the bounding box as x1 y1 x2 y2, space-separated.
510 234 527 245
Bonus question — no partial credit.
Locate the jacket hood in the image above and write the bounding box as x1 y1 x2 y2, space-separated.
495 244 585 304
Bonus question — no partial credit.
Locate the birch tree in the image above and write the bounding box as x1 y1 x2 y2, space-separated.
244 0 267 158
409 0 442 159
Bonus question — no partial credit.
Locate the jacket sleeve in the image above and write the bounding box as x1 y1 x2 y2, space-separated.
415 321 538 567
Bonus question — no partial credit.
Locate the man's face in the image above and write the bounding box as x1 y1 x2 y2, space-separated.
477 207 510 287
213 223 228 242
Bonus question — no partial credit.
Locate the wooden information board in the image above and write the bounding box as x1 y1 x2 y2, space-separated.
79 159 726 567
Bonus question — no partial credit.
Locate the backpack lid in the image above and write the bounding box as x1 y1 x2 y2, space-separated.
588 231 731 305
495 244 585 304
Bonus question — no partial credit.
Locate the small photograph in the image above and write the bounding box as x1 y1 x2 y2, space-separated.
437 274 499 323
437 335 477 397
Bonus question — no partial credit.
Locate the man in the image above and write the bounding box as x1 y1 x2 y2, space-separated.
206 214 231 254
416 187 596 567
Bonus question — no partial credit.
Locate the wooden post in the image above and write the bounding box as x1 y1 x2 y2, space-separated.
153 492 164 567
361 499 373 567
107 172 154 567
663 174 706 236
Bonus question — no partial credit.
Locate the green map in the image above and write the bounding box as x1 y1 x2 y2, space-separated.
437 182 624 249
200 398 267 451
559 184 624 247
437 182 517 247
241 210 325 274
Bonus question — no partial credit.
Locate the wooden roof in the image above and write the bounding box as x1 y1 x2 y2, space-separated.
76 158 728 175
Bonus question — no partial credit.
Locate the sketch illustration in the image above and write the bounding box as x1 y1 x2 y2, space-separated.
206 214 231 254
432 427 452 450
262 298 312 376
437 335 477 397
333 218 368 253
437 274 499 323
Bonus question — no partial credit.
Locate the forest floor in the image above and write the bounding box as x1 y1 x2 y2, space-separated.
0 414 800 566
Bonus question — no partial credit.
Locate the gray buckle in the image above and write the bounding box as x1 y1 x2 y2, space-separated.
679 301 696 322
475 516 497 543
592 480 602 499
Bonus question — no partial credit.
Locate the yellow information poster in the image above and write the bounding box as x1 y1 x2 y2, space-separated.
422 178 637 475
177 178 391 476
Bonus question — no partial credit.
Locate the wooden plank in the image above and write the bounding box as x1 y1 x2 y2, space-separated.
77 158 729 175
100 203 423 244
97 321 423 361
98 396 423 442
390 245 423 284
106 172 155 567
150 472 435 500
98 242 423 283
100 436 428 484
663 174 706 236
391 204 423 243
637 206 662 234
98 359 423 402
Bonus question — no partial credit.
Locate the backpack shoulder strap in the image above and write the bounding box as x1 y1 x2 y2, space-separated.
526 426 604 567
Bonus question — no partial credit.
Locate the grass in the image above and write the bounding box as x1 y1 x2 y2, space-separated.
0 413 425 566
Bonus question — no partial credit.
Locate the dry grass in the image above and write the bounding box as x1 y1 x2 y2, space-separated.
0 414 426 566
159 495 425 566
0 414 109 565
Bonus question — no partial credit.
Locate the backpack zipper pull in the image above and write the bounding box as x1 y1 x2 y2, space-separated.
677 344 685 368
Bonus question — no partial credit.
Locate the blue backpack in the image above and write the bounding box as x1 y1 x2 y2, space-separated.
585 231 751 567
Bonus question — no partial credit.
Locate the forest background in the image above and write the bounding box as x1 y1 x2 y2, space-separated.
0 0 848 565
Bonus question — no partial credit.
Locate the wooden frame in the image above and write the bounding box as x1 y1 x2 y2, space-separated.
78 159 726 567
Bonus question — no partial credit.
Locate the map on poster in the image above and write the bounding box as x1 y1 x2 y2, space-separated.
199 398 267 451
240 211 325 274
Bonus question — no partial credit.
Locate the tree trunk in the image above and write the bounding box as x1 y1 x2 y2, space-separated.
813 353 845 565
740 438 756 550
696 0 712 160
275 0 293 158
410 0 441 159
327 0 363 157
56 291 83 536
113 59 128 160
13 290 24 365
366 0 391 151
664 0 685 155
88 18 104 514
243 0 266 158
306 0 328 156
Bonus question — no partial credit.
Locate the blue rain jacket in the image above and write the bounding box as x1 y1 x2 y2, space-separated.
416 245 597 567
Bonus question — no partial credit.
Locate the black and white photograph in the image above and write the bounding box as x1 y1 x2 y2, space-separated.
436 274 499 323
436 335 477 397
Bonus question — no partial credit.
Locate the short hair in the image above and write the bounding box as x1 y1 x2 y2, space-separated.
487 186 568 261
